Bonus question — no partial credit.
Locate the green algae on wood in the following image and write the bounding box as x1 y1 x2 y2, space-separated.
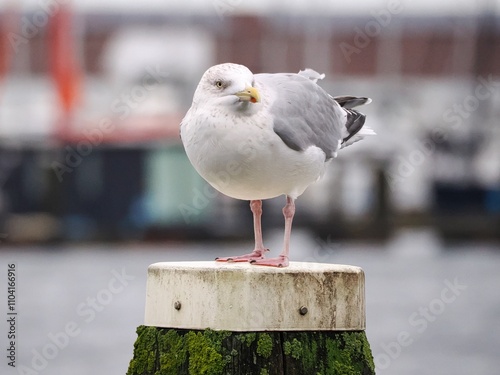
127 326 375 375
127 325 159 375
282 331 375 375
256 333 273 359
186 331 226 375
283 338 303 360
127 326 231 375
236 332 256 348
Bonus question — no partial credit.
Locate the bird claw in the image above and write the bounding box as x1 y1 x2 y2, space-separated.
250 255 289 268
215 249 269 263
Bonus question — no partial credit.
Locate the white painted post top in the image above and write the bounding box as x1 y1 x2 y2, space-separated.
144 261 365 332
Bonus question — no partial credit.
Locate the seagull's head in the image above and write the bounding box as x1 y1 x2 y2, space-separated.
193 63 261 110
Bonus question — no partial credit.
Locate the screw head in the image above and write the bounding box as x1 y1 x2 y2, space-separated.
299 306 308 315
174 301 181 310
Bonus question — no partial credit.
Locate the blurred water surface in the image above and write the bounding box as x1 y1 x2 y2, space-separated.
1 229 499 375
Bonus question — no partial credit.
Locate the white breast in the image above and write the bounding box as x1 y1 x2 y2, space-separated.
181 110 328 200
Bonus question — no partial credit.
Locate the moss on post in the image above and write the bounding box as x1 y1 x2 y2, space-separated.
127 326 375 375
282 331 375 375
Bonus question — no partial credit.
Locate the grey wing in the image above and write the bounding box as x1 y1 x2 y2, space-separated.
256 73 345 160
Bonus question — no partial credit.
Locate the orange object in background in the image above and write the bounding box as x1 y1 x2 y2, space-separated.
0 16 10 83
48 2 82 140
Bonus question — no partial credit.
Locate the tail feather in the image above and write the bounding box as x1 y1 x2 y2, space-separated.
342 125 376 148
334 95 372 109
298 68 325 83
342 108 365 143
334 96 375 148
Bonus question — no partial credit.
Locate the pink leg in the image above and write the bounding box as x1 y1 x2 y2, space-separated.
215 200 268 262
251 196 294 267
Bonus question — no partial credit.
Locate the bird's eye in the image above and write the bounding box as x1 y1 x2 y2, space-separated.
215 80 224 88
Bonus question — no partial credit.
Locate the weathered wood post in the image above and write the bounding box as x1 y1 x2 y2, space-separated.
127 261 375 375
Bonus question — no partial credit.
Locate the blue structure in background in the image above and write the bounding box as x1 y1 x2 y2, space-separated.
1 144 499 243
0 145 217 242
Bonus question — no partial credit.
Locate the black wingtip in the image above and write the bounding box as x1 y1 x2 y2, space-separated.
342 109 366 145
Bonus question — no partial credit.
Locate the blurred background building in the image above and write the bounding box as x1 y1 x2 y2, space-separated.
0 0 499 244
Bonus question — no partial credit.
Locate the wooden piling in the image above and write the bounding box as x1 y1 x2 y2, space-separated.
127 261 375 375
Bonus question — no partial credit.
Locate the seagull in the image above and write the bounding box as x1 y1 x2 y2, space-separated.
180 63 374 267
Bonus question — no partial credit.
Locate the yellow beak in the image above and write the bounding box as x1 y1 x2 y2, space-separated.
235 86 261 103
